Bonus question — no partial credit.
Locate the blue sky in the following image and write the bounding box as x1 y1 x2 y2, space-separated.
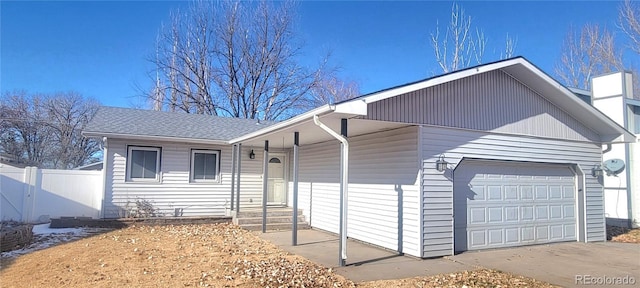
0 1 630 108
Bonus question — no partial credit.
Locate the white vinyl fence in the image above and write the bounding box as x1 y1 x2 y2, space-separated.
0 166 102 223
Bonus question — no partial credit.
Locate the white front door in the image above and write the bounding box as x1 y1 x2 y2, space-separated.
267 154 287 205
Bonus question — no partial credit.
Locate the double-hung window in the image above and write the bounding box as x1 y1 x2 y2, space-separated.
127 146 161 182
191 150 220 182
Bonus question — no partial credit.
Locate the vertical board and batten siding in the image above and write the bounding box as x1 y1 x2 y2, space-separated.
421 125 604 257
103 139 264 218
364 69 600 143
295 126 422 257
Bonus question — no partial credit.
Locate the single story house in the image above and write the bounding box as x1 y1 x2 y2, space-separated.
569 72 639 228
84 57 636 259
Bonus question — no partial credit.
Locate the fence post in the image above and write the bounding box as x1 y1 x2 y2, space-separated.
21 167 37 223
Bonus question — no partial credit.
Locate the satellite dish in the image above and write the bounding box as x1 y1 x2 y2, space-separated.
603 158 625 176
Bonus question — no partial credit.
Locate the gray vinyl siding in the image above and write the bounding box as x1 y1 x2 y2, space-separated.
103 138 263 218
364 69 600 142
295 126 422 257
421 126 604 258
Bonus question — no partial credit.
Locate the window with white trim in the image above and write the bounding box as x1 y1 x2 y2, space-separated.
191 150 220 182
127 146 161 182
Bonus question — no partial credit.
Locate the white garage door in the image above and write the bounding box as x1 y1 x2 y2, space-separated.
454 160 577 252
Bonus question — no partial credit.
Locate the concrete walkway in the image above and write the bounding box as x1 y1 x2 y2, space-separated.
257 229 640 287
449 241 640 288
257 229 472 282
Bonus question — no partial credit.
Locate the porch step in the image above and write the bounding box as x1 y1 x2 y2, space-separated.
240 223 311 231
235 215 307 225
233 208 309 231
236 208 303 218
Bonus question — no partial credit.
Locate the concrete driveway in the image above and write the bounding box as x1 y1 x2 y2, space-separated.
258 229 640 287
449 242 640 287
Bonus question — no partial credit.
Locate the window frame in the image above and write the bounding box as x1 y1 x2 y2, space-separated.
190 149 221 183
126 146 162 182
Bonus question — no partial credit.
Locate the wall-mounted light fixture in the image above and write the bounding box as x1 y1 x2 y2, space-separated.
436 154 448 172
249 149 255 160
591 164 603 177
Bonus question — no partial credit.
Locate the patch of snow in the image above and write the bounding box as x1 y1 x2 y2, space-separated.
31 223 85 236
1 223 111 259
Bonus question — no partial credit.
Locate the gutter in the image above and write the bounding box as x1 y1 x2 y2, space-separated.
82 132 229 145
313 115 349 266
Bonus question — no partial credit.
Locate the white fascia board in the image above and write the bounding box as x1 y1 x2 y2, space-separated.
81 132 228 145
362 58 522 104
333 99 367 115
229 105 333 144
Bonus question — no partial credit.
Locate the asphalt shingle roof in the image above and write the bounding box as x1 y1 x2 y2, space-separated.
84 106 275 142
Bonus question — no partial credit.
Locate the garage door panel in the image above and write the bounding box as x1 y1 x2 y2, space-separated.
535 186 549 200
488 207 502 222
488 186 501 200
454 160 577 252
488 229 503 245
550 225 564 239
564 224 576 238
550 205 563 219
520 186 534 200
536 206 549 220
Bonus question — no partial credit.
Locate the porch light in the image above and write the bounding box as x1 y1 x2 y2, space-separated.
249 150 255 160
591 164 604 177
436 154 448 172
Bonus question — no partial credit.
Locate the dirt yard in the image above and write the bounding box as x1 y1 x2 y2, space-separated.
0 223 557 287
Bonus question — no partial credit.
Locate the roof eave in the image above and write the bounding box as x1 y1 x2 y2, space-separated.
82 131 229 145
229 105 334 143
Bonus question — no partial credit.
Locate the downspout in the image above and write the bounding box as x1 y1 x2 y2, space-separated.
313 115 349 266
100 137 108 219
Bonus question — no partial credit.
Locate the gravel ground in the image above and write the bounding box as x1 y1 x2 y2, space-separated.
607 225 640 243
1 223 559 287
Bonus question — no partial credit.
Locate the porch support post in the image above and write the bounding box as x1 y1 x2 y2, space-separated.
338 118 348 267
292 132 300 245
231 144 236 211
262 140 269 233
236 143 242 214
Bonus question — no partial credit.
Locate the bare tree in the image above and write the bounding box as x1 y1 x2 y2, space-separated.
430 2 516 73
45 93 101 169
501 34 518 59
0 92 52 167
618 0 640 99
619 0 640 54
151 0 354 120
555 24 623 90
308 72 360 107
430 3 485 73
0 92 100 169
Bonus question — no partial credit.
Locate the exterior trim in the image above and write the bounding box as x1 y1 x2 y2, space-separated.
189 149 221 183
417 125 424 258
100 137 108 218
126 146 162 183
83 132 228 145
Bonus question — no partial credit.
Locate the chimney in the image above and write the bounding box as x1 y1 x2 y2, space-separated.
591 71 634 127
